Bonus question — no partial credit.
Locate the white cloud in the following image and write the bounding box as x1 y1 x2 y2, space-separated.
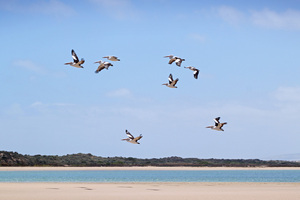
91 0 129 7
89 0 140 20
29 101 77 115
0 0 75 17
188 33 206 43
3 103 24 116
13 60 46 74
269 86 300 116
106 88 132 98
214 6 300 31
12 59 67 78
216 5 244 25
251 9 300 30
274 86 300 102
30 101 75 108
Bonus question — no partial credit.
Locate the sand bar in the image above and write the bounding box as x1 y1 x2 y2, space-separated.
0 182 299 200
0 166 299 171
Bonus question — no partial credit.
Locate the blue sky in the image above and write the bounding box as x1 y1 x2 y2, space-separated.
1 0 300 160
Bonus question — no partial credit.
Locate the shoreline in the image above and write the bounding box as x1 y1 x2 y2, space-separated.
0 166 299 171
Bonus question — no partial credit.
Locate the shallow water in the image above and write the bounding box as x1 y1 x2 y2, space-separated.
0 170 299 182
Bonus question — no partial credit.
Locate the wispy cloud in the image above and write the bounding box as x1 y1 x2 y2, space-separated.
216 5 244 25
188 33 206 43
271 86 300 115
13 60 47 74
31 101 75 108
106 88 132 98
251 9 300 30
0 0 75 17
274 86 300 102
30 101 76 114
214 6 300 31
89 0 140 20
3 103 24 116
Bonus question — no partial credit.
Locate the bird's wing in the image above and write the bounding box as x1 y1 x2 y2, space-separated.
71 49 79 63
214 117 220 123
175 58 185 66
193 69 199 79
112 56 120 61
214 117 220 126
168 74 174 84
168 58 176 64
78 59 85 65
171 78 179 86
95 64 105 73
133 135 143 142
175 59 182 66
219 122 227 128
95 62 105 73
125 130 134 140
104 62 113 69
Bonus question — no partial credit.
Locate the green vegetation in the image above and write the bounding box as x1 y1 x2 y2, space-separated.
0 151 299 167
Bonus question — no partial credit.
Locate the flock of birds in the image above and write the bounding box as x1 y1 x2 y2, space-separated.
64 49 227 145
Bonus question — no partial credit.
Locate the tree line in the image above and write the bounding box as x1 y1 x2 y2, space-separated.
0 151 299 167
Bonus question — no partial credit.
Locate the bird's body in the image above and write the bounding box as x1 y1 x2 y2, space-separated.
103 56 120 61
122 130 143 144
184 66 200 79
94 60 113 73
64 49 85 68
162 74 179 88
164 55 185 67
206 117 227 131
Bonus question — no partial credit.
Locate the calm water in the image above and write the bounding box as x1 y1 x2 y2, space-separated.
0 170 299 182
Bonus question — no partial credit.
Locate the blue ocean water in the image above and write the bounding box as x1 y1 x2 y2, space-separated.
0 170 299 182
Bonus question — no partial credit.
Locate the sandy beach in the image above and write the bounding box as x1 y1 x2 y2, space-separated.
0 167 299 200
0 182 299 200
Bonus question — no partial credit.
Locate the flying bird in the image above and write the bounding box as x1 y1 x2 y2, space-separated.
122 130 143 144
64 49 85 68
206 117 227 131
162 74 179 88
94 60 113 73
164 55 185 67
103 56 120 61
184 66 200 79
